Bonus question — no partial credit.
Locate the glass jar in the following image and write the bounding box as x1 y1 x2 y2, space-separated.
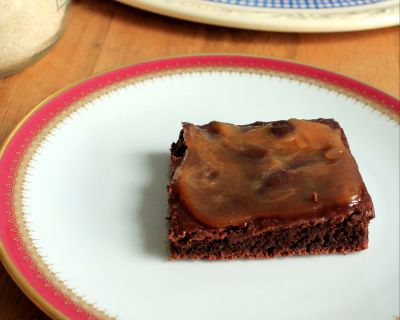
0 0 70 77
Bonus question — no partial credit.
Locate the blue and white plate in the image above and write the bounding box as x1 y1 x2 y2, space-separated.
116 0 399 32
208 0 384 10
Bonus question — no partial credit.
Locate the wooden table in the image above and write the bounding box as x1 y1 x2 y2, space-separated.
0 0 398 318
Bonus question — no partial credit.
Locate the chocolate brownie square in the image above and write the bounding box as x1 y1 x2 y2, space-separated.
167 119 374 260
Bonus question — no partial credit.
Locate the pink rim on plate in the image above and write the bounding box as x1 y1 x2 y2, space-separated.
0 55 399 319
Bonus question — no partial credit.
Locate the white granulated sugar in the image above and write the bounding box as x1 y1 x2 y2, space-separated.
0 0 67 72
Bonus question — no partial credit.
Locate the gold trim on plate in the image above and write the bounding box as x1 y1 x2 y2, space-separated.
0 56 398 320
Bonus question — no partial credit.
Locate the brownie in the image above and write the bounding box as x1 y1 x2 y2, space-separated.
168 119 374 260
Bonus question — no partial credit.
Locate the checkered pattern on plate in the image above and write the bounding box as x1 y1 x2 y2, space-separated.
206 0 386 9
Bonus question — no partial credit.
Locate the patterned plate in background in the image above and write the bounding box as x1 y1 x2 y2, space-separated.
115 0 399 32
207 0 385 9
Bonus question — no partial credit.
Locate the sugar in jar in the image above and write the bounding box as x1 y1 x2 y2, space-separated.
0 0 70 77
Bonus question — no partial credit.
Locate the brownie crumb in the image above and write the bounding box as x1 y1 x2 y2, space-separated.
312 192 318 202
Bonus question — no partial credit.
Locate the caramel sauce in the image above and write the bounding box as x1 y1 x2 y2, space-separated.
174 120 362 228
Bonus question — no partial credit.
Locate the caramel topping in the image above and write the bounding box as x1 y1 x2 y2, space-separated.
174 120 362 228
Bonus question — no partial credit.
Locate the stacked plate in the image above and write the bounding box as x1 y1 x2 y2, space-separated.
116 0 399 32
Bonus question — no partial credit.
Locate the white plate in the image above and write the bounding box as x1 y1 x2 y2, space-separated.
0 55 398 320
115 0 400 32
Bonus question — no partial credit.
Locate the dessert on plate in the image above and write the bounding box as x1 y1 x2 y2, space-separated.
167 119 374 260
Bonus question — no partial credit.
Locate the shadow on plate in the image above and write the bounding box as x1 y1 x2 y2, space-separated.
136 152 170 260
134 153 350 263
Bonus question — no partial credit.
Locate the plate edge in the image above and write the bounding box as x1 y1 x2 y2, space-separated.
0 54 398 320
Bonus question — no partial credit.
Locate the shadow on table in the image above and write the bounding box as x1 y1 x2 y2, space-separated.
136 152 170 259
0 263 50 319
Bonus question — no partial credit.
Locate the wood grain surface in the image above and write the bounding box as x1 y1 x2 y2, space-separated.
0 0 399 319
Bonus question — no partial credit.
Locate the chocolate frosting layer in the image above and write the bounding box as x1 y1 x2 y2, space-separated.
173 120 363 228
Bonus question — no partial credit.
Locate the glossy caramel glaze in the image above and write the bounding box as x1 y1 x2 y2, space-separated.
173 120 363 228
